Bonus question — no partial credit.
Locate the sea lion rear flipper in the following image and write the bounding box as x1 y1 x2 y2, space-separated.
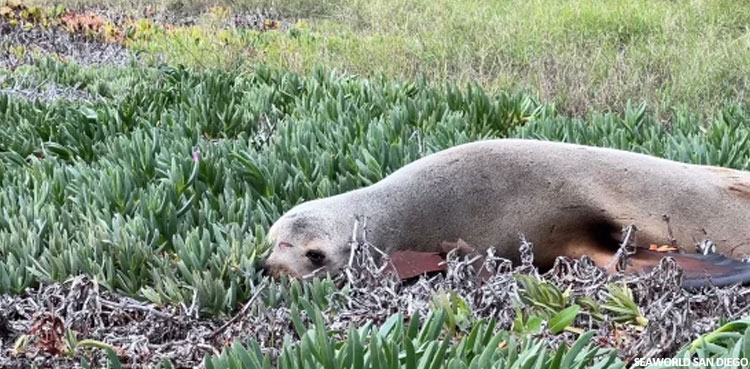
387 247 750 288
627 250 750 289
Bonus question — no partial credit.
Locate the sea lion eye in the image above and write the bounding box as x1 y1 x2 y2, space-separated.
279 242 293 249
306 250 326 265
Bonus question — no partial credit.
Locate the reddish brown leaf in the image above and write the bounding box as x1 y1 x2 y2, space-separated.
387 250 446 279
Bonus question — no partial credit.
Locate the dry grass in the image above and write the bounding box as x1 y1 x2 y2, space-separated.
41 0 747 119
3 239 750 367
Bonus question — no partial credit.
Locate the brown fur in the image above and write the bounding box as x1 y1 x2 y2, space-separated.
264 139 750 278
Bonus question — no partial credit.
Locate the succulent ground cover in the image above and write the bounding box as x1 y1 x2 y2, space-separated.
2 241 750 368
1 1 750 368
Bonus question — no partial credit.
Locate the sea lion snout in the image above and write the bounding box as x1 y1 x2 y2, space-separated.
263 241 303 279
263 258 298 279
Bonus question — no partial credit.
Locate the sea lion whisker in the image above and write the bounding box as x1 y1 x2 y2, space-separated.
605 224 637 271
302 266 327 280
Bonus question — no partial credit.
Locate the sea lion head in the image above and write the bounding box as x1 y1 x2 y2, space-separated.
263 204 353 279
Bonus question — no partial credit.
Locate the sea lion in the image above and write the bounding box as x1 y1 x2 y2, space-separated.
263 139 750 286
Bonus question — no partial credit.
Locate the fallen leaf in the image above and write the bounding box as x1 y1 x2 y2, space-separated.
386 250 446 279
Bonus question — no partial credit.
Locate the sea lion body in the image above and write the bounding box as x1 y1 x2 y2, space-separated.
264 139 750 278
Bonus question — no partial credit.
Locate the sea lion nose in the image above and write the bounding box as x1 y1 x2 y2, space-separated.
262 260 273 276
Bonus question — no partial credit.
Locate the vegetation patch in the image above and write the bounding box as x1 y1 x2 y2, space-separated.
9 0 750 116
2 0 750 367
2 242 750 368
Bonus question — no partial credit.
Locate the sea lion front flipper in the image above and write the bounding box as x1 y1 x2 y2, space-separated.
626 250 750 289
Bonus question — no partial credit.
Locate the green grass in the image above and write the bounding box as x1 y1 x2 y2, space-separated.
63 0 749 119
23 0 750 117
21 0 750 117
